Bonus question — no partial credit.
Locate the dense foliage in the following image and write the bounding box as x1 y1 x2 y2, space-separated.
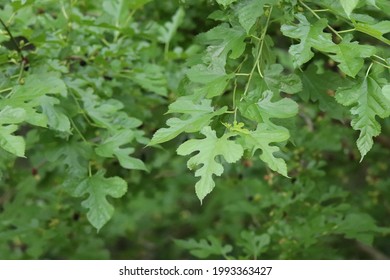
0 0 389 259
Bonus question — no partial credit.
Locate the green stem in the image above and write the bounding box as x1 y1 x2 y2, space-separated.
61 1 69 20
0 87 12 94
0 16 26 84
0 17 24 60
164 41 170 60
69 117 88 143
233 79 238 122
312 9 329 12
88 162 92 177
337 28 355 33
373 54 388 63
69 91 100 128
365 63 373 79
372 60 390 70
17 60 25 83
241 6 273 101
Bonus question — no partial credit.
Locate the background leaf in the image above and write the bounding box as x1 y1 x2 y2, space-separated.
73 171 128 231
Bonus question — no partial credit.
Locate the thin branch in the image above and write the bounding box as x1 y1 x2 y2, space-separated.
356 241 389 260
0 17 24 60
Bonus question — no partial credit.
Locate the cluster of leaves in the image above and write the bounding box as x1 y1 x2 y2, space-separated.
151 0 390 201
0 0 173 233
0 0 389 259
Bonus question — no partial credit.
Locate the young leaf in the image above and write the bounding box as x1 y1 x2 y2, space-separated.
73 171 127 231
281 14 335 67
177 126 243 202
150 98 227 145
336 74 390 160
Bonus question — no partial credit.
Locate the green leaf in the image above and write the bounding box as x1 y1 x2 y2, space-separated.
10 73 67 100
158 7 185 44
45 140 93 175
216 0 238 7
340 0 359 17
354 21 390 45
81 90 140 131
186 57 234 98
256 91 299 124
336 74 390 160
376 0 390 17
281 14 335 67
175 236 232 258
327 35 376 77
299 63 346 118
0 106 26 124
235 0 277 34
262 64 302 94
73 171 127 231
336 213 381 245
188 22 245 97
240 231 270 258
177 126 243 202
0 125 25 157
102 0 129 27
0 73 67 127
132 64 168 96
198 23 246 60
39 96 71 133
239 90 298 126
95 130 147 171
150 98 227 145
382 85 390 102
0 106 26 157
242 124 290 177
128 0 152 10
